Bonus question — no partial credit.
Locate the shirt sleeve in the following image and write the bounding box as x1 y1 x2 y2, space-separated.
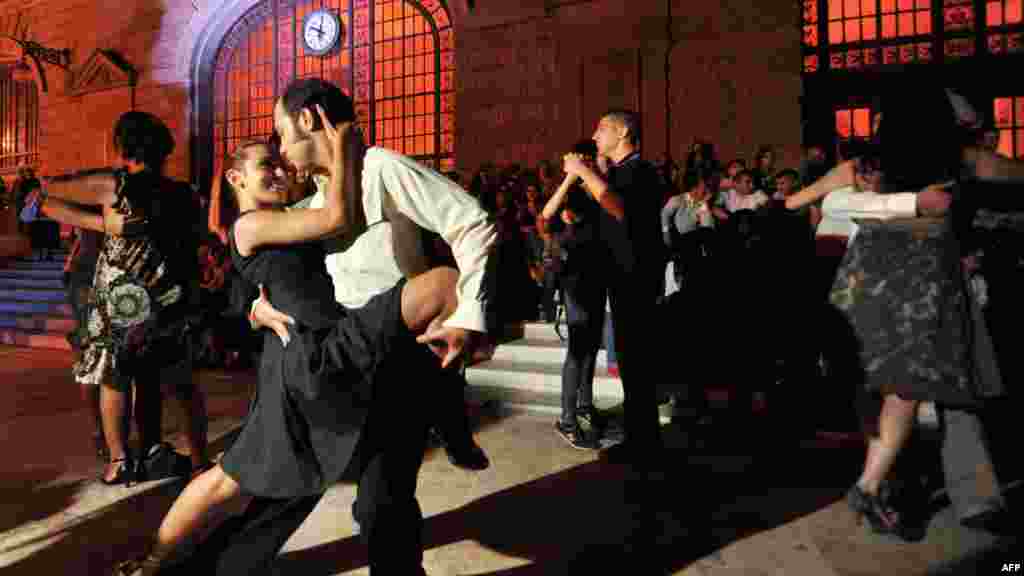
823 189 918 220
369 149 496 333
661 196 682 247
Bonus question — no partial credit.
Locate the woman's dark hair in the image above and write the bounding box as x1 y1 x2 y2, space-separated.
875 87 965 191
281 78 356 132
208 141 267 243
113 111 175 171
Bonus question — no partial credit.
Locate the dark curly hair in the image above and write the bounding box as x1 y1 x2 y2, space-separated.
113 111 175 171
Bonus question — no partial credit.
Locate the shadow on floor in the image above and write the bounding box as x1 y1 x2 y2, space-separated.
0 424 246 575
276 428 863 575
0 468 84 535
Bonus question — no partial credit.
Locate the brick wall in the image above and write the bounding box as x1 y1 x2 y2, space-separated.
455 0 803 175
0 0 802 186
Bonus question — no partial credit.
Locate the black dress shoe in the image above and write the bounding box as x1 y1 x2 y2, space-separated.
446 441 490 471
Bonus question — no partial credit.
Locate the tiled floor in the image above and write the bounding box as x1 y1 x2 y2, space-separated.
0 346 1017 575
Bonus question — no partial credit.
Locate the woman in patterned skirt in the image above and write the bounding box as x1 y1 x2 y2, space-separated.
21 111 208 485
788 88 1024 539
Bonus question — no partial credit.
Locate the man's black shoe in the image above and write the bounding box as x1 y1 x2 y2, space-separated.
137 442 191 482
446 441 490 471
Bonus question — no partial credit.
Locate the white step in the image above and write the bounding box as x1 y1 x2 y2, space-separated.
491 338 608 368
0 314 76 333
0 328 71 350
465 357 623 408
521 322 564 343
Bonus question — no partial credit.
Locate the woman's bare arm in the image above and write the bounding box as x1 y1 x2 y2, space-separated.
38 197 104 232
540 173 576 220
43 170 118 206
784 160 857 210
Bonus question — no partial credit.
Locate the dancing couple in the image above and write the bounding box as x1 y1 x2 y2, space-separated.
109 78 497 575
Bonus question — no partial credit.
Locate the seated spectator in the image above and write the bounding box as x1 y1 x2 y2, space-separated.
662 170 715 290
716 169 769 216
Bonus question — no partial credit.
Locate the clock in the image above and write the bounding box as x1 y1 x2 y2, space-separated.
302 9 343 56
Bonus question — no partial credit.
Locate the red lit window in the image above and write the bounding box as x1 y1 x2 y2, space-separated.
993 97 1024 158
213 0 454 170
835 107 874 141
828 0 879 45
987 0 1023 25
879 0 931 38
987 0 1024 53
0 77 38 172
803 0 820 47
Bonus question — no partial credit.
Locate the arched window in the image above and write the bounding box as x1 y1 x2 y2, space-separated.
210 0 454 174
0 75 39 172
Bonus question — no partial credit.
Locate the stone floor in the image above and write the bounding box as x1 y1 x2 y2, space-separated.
0 345 1019 575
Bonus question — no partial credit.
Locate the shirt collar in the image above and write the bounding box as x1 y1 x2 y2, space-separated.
612 151 641 168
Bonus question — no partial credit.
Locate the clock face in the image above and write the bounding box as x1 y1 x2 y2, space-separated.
303 10 342 56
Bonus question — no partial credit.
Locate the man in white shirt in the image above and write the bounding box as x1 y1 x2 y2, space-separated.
719 169 769 214
196 79 496 575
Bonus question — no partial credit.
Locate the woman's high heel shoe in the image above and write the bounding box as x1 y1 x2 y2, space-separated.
847 484 914 540
101 456 135 486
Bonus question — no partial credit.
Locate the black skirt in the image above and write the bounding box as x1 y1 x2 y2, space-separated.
219 279 411 498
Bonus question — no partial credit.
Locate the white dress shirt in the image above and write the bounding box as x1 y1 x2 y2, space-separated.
723 189 770 212
305 147 496 333
816 185 918 242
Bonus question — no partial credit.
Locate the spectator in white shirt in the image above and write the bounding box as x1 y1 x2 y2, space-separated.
717 169 769 216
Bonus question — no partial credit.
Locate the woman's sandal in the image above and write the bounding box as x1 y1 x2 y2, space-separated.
846 484 910 539
112 553 164 576
100 456 135 486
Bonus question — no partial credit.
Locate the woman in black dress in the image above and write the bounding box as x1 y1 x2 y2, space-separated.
115 108 460 575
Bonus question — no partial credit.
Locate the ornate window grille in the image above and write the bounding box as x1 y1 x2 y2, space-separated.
0 77 39 172
212 0 454 173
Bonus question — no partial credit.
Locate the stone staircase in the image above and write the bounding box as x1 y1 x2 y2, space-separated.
465 322 623 414
0 252 74 351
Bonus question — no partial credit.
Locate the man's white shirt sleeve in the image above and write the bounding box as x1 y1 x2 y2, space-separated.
366 148 496 333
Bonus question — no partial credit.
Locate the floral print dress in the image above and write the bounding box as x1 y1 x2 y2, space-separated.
73 169 188 389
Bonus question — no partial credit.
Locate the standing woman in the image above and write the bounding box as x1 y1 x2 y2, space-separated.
542 139 608 449
20 111 208 485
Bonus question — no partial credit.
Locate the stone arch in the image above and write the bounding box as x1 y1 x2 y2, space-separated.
189 0 455 191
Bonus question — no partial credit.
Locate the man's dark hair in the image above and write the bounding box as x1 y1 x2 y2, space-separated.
113 111 175 171
603 109 641 147
281 78 356 131
572 138 597 159
775 168 800 182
